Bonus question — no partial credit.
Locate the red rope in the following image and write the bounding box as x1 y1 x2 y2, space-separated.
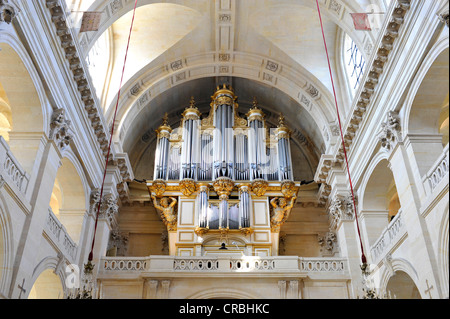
315 0 367 265
88 0 139 262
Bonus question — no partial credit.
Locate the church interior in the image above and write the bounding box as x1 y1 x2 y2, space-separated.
0 0 448 299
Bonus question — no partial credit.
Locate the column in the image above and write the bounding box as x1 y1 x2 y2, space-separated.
379 112 442 298
9 135 62 298
387 138 443 298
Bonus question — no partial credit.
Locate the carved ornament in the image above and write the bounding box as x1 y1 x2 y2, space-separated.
180 178 196 197
251 179 268 197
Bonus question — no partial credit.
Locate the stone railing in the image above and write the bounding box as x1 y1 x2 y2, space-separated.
424 144 449 192
0 137 30 196
100 255 349 276
370 209 405 261
45 208 78 261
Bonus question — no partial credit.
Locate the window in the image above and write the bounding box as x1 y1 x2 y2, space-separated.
344 33 366 93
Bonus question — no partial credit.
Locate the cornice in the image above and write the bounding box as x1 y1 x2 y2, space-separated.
315 0 412 205
44 0 133 201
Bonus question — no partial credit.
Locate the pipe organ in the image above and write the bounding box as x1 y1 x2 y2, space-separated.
148 85 300 257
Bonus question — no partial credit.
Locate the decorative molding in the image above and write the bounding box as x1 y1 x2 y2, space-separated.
98 193 119 228
49 109 73 151
438 11 449 27
45 0 133 195
0 0 17 24
377 111 402 152
315 0 411 183
327 194 356 229
318 231 339 256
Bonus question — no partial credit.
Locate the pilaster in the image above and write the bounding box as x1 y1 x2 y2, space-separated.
9 135 62 298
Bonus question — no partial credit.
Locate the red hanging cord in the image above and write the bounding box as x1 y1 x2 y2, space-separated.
315 0 367 265
88 0 139 262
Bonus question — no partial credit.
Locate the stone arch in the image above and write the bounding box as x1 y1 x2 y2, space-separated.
0 33 50 174
401 38 449 176
49 154 89 245
122 76 325 183
386 270 421 299
28 256 66 299
378 257 421 299
116 57 333 154
0 195 13 298
359 153 400 247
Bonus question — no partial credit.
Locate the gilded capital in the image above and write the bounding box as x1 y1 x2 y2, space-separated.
251 179 269 197
180 179 197 197
213 177 234 198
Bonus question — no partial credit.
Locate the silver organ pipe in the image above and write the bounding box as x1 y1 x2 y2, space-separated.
247 103 266 181
276 114 293 181
213 89 235 180
167 144 181 180
197 183 209 228
154 113 172 180
234 132 249 180
219 197 229 229
200 131 213 181
239 185 251 229
180 98 201 181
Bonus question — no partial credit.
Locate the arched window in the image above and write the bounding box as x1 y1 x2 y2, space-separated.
343 33 366 95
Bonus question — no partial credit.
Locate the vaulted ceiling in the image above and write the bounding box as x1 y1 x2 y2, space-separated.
64 0 391 180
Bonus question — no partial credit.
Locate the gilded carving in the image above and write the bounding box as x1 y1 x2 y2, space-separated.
281 180 297 198
270 196 297 232
180 179 196 197
151 195 178 231
251 179 268 197
213 177 234 198
151 179 166 197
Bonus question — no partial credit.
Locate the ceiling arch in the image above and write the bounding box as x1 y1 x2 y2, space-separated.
123 77 323 182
